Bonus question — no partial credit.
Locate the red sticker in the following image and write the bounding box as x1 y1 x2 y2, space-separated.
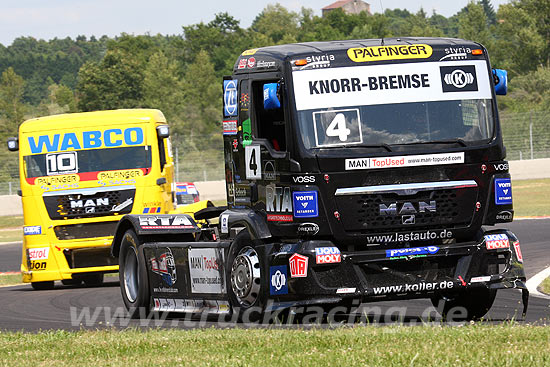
289 253 308 278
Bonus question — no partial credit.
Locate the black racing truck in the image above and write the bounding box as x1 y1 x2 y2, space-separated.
111 37 528 321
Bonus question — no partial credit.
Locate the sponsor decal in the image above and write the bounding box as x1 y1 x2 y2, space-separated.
385 246 439 259
313 109 362 147
240 92 250 109
232 139 239 152
485 233 510 250
237 59 247 69
346 152 464 170
496 211 513 221
223 79 238 117
297 223 319 236
143 207 161 214
30 261 46 271
97 169 142 180
35 174 79 186
289 253 308 278
366 229 453 244
242 48 258 56
513 241 523 263
380 201 436 216
293 191 319 218
292 61 491 111
138 215 195 229
440 47 472 61
373 280 454 295
28 127 144 154
28 247 49 261
245 145 261 179
153 298 230 314
263 161 276 180
247 57 256 68
188 248 226 294
292 175 315 183
470 276 491 283
222 120 238 135
293 54 336 70
315 247 341 264
269 265 288 295
493 163 509 171
46 151 78 175
440 65 478 92
242 118 252 145
24 226 42 235
336 287 356 294
220 214 229 234
97 178 136 187
257 60 276 69
347 44 433 62
266 185 293 221
495 178 512 205
70 197 109 209
150 249 177 287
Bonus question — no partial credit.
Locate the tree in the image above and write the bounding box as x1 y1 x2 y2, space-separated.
458 1 492 48
251 4 299 44
0 67 25 136
480 0 497 25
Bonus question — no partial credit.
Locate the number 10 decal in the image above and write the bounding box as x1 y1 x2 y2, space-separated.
245 145 262 179
46 151 78 175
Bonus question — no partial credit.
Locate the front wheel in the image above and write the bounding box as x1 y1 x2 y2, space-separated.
226 231 265 322
431 288 497 321
119 229 150 318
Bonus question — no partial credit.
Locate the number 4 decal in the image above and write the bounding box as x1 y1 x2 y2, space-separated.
245 145 261 179
326 113 350 142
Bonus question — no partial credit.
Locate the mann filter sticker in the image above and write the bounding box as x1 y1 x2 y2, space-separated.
494 178 512 205
346 152 464 170
223 79 238 117
245 145 261 179
347 44 433 62
293 191 319 218
188 248 226 294
292 60 491 111
313 108 362 147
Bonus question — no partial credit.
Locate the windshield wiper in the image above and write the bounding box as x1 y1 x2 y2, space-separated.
317 144 393 152
399 139 468 147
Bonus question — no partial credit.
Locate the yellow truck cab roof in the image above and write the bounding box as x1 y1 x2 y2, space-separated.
19 109 166 134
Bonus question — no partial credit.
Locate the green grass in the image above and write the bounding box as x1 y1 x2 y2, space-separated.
0 215 23 229
0 229 22 243
512 179 550 217
540 277 550 295
0 325 548 366
0 273 21 286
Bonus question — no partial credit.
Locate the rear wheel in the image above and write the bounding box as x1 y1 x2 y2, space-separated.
226 231 265 322
31 281 54 290
119 229 150 318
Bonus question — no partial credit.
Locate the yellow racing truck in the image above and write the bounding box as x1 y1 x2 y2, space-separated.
7 109 177 290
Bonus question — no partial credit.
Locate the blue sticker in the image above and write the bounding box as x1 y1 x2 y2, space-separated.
269 265 288 295
293 191 318 218
223 80 238 117
24 226 42 235
495 178 512 205
386 246 439 258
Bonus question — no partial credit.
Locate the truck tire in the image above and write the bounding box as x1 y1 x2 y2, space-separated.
31 281 54 290
119 229 150 318
226 231 266 323
82 273 104 287
432 288 497 321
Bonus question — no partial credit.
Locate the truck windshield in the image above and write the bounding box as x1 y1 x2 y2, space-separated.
292 59 495 150
24 146 152 178
296 99 494 149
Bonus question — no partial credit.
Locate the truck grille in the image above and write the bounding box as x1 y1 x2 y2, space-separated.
335 185 478 232
64 247 117 268
43 186 135 220
54 221 119 240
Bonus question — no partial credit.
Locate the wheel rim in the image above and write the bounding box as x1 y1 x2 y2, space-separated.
124 246 139 303
230 246 261 307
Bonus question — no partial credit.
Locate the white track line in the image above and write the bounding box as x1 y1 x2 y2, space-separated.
526 265 550 299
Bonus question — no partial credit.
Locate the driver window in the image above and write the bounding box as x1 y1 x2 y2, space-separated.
252 80 287 151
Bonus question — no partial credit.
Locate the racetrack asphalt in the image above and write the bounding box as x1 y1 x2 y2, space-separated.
0 218 548 331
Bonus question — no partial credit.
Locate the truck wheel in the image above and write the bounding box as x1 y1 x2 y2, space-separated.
431 288 497 321
226 231 265 322
119 229 150 318
82 273 104 287
31 281 55 290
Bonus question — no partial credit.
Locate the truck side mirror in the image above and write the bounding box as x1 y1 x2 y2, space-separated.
492 69 507 95
7 137 18 151
263 83 281 110
156 125 170 138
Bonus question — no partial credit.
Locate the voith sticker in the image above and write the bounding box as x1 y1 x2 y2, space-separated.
494 178 512 205
293 191 319 218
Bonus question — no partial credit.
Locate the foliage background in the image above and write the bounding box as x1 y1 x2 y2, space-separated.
0 0 549 190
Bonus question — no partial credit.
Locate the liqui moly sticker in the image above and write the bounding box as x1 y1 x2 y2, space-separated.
485 234 510 250
315 247 341 264
28 247 49 260
346 152 464 170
